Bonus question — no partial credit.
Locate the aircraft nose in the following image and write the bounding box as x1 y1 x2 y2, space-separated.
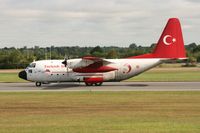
18 70 27 80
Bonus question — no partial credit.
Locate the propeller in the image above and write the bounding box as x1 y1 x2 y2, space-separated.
62 55 68 67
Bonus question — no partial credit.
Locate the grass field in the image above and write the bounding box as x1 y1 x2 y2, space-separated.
128 67 200 82
0 91 199 133
0 73 26 82
0 67 199 82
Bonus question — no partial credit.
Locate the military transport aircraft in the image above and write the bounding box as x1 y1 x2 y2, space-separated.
19 18 186 86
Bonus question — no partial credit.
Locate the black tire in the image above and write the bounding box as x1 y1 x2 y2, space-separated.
95 82 103 86
85 82 93 86
36 82 42 87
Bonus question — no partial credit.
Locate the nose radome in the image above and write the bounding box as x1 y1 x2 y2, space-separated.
18 70 27 80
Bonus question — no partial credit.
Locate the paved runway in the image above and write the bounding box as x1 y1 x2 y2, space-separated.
0 82 199 92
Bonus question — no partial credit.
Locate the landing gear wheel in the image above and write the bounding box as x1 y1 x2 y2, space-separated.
85 82 93 86
35 82 42 87
95 82 103 86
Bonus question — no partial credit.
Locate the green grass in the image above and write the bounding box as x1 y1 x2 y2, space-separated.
0 91 199 133
0 73 26 82
128 69 200 82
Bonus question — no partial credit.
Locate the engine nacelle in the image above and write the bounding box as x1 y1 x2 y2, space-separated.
67 59 93 69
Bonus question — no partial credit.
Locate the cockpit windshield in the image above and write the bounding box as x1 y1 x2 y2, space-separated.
27 63 36 68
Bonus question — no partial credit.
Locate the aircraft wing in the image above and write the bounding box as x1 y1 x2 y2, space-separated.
82 56 113 64
72 56 117 73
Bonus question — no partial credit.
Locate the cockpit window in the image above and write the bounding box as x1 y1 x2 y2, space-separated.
28 69 32 73
28 63 36 68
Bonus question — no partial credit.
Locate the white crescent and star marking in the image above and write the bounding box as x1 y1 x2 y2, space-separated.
163 35 176 45
123 64 132 74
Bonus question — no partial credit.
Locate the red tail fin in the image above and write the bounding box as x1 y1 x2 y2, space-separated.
153 18 186 58
130 18 186 59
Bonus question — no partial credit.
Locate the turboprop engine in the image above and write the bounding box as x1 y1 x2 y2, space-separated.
62 59 94 69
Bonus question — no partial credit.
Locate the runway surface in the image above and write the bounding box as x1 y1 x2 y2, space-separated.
0 82 199 92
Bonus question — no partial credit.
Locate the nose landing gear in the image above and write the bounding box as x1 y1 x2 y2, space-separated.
35 82 42 87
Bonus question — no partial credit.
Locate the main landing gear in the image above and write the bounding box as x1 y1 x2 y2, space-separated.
35 82 42 87
85 82 103 86
35 82 103 87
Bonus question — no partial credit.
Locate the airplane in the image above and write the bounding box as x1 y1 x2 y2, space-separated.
19 18 186 87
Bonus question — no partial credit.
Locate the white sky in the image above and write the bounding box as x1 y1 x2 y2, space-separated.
0 0 199 48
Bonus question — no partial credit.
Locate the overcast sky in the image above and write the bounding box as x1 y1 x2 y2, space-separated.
0 0 199 48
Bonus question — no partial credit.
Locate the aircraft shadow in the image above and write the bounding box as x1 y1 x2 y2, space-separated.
10 82 149 90
11 82 81 90
42 82 148 90
42 83 81 90
103 84 148 87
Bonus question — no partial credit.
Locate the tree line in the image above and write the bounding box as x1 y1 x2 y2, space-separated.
0 43 199 69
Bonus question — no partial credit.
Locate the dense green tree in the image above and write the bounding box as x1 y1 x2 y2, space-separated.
192 45 200 53
90 46 103 55
186 43 197 51
106 49 118 59
129 43 137 49
0 43 200 69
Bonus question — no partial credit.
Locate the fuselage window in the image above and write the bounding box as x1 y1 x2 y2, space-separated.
28 63 36 68
28 69 32 73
